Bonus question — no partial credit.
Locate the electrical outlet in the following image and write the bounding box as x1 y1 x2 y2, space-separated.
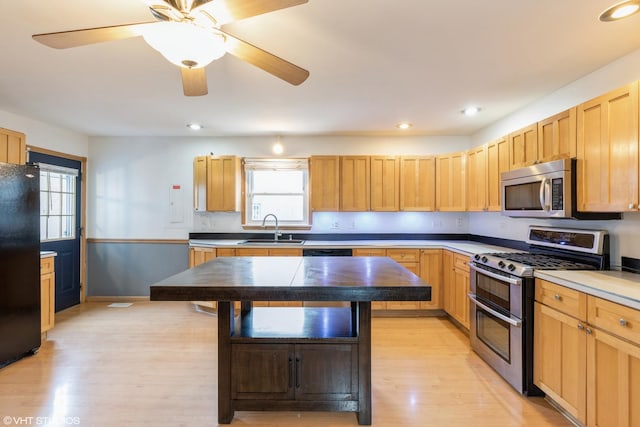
456 217 464 227
330 221 339 229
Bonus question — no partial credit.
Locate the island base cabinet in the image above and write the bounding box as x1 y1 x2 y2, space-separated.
231 343 358 401
587 329 640 427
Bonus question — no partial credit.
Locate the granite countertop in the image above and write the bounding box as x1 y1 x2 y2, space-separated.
188 239 516 256
535 270 640 311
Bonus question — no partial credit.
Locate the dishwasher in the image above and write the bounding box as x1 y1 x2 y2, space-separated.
301 247 353 306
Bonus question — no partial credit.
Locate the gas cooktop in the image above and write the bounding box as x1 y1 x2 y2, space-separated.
472 252 594 277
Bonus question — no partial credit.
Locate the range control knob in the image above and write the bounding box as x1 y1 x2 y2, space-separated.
498 261 506 268
474 254 481 260
481 256 488 263
507 264 516 272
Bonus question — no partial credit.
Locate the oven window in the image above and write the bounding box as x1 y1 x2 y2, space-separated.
477 308 511 363
476 273 510 312
504 182 541 210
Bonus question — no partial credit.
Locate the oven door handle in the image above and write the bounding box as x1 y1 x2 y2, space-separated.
468 293 522 328
468 263 523 286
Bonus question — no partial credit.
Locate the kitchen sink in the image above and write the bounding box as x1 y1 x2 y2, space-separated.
237 239 305 245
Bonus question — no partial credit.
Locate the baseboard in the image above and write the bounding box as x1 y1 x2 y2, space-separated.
86 296 150 302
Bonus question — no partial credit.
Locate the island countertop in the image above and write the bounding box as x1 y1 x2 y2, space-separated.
151 256 431 303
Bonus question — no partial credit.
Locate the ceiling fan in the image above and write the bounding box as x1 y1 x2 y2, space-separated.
32 0 310 96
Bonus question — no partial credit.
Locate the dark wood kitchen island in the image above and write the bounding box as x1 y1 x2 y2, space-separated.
150 256 430 425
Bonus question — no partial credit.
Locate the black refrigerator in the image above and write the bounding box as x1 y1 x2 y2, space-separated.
0 162 41 368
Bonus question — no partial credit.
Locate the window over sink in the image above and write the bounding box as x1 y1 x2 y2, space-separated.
243 158 309 227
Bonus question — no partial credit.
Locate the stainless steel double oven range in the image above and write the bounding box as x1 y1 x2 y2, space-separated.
469 226 609 395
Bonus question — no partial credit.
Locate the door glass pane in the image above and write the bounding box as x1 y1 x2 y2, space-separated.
62 216 74 239
477 310 511 362
47 216 61 240
39 166 77 242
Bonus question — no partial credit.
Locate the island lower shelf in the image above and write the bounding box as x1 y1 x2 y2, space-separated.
219 303 372 424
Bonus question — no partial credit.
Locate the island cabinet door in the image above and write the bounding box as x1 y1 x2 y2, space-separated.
231 344 295 400
295 344 358 401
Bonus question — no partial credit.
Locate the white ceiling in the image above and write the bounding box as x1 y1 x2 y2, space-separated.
2 0 640 138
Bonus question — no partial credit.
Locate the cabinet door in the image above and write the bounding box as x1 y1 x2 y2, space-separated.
442 250 454 315
41 272 55 333
0 128 26 165
399 156 435 211
310 156 340 211
537 108 577 162
534 302 587 423
419 249 442 309
509 123 538 169
486 136 510 211
577 83 639 212
466 144 487 211
587 328 640 427
207 156 240 211
340 156 370 211
231 343 295 400
452 266 470 329
236 248 270 256
386 261 420 309
216 248 236 257
189 246 216 267
193 156 208 211
436 151 466 211
295 344 358 401
370 156 399 211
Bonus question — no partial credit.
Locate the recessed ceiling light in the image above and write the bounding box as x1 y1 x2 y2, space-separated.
600 0 640 21
187 123 202 130
396 122 413 130
462 106 481 116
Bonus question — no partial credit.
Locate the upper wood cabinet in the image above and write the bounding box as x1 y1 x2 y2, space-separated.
370 156 399 211
399 156 435 211
577 82 639 212
0 128 26 165
466 144 487 211
537 107 577 162
509 123 538 170
340 156 370 211
310 156 340 212
486 136 510 211
436 151 466 211
193 155 241 212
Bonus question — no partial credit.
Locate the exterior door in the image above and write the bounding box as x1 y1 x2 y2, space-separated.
29 151 82 312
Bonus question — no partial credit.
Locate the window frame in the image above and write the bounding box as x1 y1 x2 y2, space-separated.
243 158 310 228
37 163 78 242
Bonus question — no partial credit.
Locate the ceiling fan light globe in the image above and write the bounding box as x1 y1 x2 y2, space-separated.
142 21 226 68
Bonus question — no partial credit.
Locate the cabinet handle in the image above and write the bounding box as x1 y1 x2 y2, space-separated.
295 357 301 388
586 327 593 335
577 323 584 331
619 318 628 327
554 294 562 301
288 358 294 388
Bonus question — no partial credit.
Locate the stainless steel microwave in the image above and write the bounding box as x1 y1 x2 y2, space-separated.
500 158 621 220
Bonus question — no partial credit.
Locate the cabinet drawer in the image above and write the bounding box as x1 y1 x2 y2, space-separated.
535 279 587 320
353 248 387 257
386 249 420 263
453 253 470 272
40 257 54 274
588 296 640 345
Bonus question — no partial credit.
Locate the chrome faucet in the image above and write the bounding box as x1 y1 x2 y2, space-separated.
261 213 281 241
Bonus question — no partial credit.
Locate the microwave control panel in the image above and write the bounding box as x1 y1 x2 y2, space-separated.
551 178 564 210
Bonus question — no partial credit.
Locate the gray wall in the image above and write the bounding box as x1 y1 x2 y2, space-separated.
87 242 189 297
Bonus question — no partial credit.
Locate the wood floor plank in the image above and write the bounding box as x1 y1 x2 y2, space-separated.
0 301 573 426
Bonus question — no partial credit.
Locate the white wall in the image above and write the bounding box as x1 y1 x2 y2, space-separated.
86 135 470 239
0 109 88 158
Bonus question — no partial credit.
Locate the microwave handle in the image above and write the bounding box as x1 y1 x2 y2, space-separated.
539 178 550 211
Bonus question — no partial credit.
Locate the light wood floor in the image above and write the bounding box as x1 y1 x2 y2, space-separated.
0 302 573 426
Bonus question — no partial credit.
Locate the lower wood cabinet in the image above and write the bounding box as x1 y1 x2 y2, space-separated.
442 251 470 329
534 278 640 427
40 256 55 335
419 249 442 310
231 343 358 401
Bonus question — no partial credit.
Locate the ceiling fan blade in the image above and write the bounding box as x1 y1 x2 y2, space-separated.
32 22 158 49
181 67 208 96
194 0 308 25
222 30 309 86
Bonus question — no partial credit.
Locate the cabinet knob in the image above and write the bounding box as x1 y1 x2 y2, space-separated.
577 323 585 331
586 327 593 335
554 294 562 301
619 318 628 327
629 203 637 210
